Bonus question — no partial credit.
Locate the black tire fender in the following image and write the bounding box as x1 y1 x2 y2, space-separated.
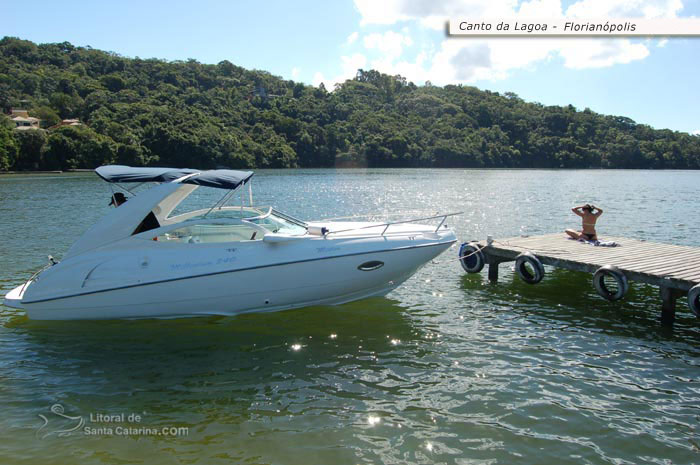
515 252 545 284
593 265 629 301
459 242 485 273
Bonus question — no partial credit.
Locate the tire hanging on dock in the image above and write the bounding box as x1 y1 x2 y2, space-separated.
688 284 700 317
593 265 628 301
459 242 485 273
515 252 545 284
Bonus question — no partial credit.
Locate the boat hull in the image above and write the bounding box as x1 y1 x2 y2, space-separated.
18 241 452 320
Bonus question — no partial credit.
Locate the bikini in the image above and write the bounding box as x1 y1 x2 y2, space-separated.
581 222 596 240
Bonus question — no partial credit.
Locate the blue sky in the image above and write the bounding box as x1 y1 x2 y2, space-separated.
3 0 700 134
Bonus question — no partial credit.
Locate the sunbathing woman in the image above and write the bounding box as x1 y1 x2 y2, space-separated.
565 204 603 241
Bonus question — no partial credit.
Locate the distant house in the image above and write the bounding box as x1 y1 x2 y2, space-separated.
12 116 41 130
48 119 83 130
9 109 41 130
10 108 30 118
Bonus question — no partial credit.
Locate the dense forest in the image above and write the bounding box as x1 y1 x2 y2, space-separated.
1 37 698 171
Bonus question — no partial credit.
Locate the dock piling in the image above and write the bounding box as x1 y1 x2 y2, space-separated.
660 287 685 324
487 259 500 282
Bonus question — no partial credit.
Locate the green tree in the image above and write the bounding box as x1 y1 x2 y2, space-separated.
0 117 19 170
100 74 126 92
13 128 47 170
31 106 61 127
43 126 116 170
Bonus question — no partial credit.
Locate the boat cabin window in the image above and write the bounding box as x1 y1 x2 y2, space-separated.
155 223 264 244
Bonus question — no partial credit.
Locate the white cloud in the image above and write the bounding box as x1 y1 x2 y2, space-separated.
344 53 368 70
312 72 325 87
353 0 413 25
345 0 674 85
370 51 431 83
354 0 684 27
558 39 650 68
692 129 700 136
517 0 564 18
363 31 413 60
354 0 517 29
346 31 359 45
314 53 367 89
291 67 300 79
565 0 683 18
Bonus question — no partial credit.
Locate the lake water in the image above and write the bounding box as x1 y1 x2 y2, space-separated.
1 169 699 464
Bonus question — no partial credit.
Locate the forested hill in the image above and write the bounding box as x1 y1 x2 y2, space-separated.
1 37 698 171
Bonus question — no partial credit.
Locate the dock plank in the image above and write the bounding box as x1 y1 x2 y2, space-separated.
624 254 699 272
618 251 697 267
634 260 700 275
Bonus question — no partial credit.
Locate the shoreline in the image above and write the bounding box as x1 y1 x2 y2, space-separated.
0 169 93 175
2 167 700 175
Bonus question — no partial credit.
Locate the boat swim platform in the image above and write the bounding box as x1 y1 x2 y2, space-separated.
470 233 700 324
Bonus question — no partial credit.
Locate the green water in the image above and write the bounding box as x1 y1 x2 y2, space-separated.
1 169 699 464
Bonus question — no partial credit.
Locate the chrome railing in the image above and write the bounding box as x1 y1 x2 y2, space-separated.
323 212 462 237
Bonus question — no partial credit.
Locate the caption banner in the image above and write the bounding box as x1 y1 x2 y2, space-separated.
448 18 700 36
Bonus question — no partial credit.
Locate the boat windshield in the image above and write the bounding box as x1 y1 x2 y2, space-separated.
155 207 307 244
185 207 306 235
248 210 307 235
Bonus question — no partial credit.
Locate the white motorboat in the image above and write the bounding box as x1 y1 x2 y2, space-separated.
4 166 458 320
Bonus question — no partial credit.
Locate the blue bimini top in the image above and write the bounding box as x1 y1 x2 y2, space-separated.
95 165 254 190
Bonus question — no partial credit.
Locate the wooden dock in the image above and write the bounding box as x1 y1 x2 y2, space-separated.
467 233 700 324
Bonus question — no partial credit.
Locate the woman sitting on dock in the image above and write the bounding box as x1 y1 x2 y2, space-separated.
565 204 603 241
